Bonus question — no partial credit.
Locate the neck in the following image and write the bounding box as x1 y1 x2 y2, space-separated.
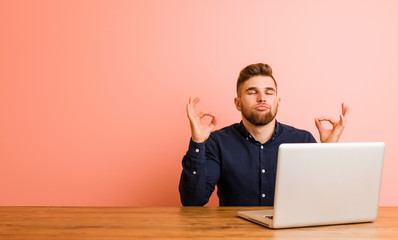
242 117 276 144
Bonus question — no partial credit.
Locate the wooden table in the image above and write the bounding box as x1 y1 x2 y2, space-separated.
1 207 397 239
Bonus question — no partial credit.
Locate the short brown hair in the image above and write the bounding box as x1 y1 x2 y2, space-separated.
236 63 277 96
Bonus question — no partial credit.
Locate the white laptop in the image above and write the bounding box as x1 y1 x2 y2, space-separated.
238 142 385 229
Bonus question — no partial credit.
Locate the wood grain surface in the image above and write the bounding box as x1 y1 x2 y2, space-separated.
1 207 397 239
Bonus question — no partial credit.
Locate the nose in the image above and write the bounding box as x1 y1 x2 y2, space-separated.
257 92 266 103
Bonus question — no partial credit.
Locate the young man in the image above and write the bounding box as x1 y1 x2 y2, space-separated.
179 63 349 206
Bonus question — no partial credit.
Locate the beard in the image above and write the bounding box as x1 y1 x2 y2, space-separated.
241 104 278 126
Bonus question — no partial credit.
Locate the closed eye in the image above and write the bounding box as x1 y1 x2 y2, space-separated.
265 89 276 95
246 90 257 95
245 87 258 94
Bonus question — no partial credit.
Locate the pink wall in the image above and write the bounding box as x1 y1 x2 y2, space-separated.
1 0 397 206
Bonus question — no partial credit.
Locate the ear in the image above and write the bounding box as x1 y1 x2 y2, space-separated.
234 97 241 111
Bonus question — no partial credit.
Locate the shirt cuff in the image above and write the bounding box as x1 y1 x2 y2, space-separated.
187 138 206 159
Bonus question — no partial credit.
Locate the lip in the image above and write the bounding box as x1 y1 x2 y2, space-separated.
255 105 269 111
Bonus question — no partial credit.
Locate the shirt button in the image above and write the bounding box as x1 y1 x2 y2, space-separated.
262 194 266 198
262 169 266 174
261 145 264 149
193 171 197 175
246 137 249 140
195 148 200 153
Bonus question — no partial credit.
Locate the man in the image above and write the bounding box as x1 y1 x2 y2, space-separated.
179 63 349 206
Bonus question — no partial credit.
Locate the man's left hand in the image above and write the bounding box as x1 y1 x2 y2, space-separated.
315 103 350 143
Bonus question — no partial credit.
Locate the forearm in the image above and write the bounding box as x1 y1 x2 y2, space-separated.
178 139 216 206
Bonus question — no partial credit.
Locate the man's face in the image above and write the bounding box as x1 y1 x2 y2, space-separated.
235 76 280 126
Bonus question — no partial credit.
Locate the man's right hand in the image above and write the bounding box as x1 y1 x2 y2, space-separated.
187 97 217 143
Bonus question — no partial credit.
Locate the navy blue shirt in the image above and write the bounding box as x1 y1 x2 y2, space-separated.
179 120 316 206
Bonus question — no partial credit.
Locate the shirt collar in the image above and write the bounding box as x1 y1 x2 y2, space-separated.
238 120 280 143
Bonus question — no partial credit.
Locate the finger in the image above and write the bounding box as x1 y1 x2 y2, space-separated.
187 103 194 121
342 102 350 119
314 118 325 131
188 96 199 109
187 96 197 110
187 97 196 120
187 96 192 111
317 116 338 125
188 97 200 118
209 115 218 128
198 111 216 120
329 114 346 134
192 97 200 108
339 114 346 127
186 97 190 113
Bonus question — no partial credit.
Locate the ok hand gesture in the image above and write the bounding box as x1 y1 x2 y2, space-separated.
315 103 350 143
187 97 217 143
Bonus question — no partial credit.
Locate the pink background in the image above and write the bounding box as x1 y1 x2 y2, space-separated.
1 0 397 206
